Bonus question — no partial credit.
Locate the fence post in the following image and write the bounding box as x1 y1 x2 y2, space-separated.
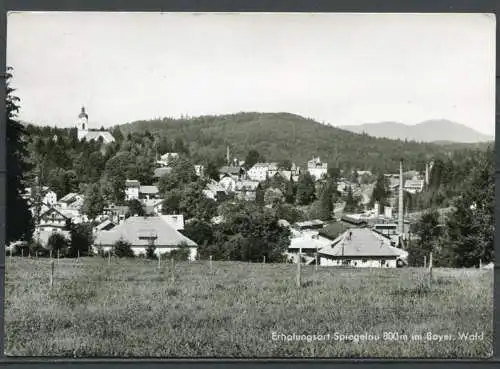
10 244 12 263
479 259 482 269
424 255 426 269
171 258 175 283
77 250 80 263
21 249 23 259
209 255 212 270
263 256 266 264
57 250 60 264
158 253 161 269
50 260 55 288
429 252 433 286
50 250 52 259
296 250 301 288
108 251 111 266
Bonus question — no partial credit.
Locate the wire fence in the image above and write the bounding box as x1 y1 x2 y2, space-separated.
3 253 442 289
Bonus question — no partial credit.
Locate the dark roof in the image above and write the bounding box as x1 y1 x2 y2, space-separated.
341 215 368 226
219 166 241 175
318 222 352 240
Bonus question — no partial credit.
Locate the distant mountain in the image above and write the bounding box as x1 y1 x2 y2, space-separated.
340 120 494 143
118 112 490 173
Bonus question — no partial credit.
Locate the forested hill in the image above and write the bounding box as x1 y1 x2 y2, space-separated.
117 112 489 173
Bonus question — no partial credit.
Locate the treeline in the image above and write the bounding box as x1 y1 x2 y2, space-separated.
118 112 484 174
407 147 494 267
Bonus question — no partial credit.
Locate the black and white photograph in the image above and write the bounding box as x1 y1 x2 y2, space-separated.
4 12 495 357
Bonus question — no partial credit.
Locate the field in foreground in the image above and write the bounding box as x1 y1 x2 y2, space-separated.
4 257 493 358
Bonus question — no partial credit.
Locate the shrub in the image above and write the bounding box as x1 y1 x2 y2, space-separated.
113 239 135 258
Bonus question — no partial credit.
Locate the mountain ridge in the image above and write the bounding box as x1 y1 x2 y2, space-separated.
339 119 493 143
117 112 491 173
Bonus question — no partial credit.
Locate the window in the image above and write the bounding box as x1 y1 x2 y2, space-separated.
381 259 386 266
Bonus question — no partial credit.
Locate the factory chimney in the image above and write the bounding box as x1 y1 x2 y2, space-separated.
425 162 429 186
398 159 404 243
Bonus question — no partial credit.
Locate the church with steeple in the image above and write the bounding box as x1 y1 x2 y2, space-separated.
76 106 115 144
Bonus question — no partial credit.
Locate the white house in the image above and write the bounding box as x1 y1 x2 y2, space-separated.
139 185 159 200
58 193 84 209
125 180 140 201
156 152 179 167
404 179 425 194
318 228 407 268
247 163 276 182
93 216 197 259
235 180 260 201
307 157 328 180
37 207 70 232
203 180 227 201
76 107 115 144
42 191 58 207
219 176 237 193
194 165 205 177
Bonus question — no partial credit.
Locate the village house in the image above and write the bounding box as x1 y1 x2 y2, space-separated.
194 165 205 177
219 175 237 193
156 152 179 167
41 190 58 207
139 185 160 200
218 165 244 181
318 228 408 268
125 180 140 201
103 205 129 224
93 215 197 259
307 156 328 180
94 219 116 233
403 179 425 194
203 180 228 201
235 180 260 201
58 192 84 209
76 107 115 144
247 162 277 182
37 206 70 232
153 167 173 180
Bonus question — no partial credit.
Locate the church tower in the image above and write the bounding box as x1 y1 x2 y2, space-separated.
77 106 89 141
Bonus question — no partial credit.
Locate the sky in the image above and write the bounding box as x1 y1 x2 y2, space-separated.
6 12 496 135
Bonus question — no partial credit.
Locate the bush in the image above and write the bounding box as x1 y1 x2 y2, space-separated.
113 239 135 258
163 245 190 261
47 232 70 255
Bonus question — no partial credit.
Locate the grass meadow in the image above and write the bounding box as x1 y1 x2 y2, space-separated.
4 257 493 358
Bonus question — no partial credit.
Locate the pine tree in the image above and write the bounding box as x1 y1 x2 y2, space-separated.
343 186 357 213
318 180 334 221
445 147 494 267
6 67 34 244
296 172 316 205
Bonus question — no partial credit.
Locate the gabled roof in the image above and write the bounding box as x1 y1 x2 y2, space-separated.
84 131 115 143
94 216 197 247
95 219 116 231
139 185 159 194
59 192 78 203
125 180 140 187
219 166 241 175
319 228 402 258
235 180 260 191
40 206 70 220
153 167 173 178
